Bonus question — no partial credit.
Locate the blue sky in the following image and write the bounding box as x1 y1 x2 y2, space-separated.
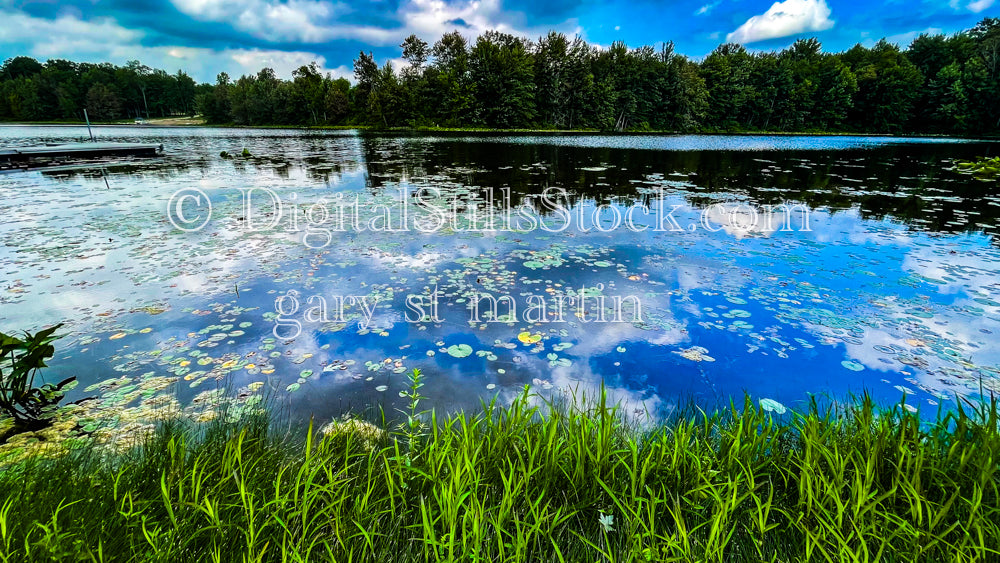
0 0 994 83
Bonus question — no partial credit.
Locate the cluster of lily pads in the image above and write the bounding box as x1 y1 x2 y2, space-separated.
0 369 267 464
951 156 1000 181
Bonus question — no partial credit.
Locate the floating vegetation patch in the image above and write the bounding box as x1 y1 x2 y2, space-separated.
0 369 267 464
841 360 865 372
951 156 1000 181
446 344 473 358
674 346 716 363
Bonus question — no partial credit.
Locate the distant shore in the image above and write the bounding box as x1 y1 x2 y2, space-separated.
2 120 996 139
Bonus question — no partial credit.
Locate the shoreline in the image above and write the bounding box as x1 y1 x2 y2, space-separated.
1 121 996 140
1 389 997 561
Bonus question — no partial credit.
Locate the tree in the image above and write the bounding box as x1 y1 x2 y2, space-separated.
4 22 1000 134
291 63 325 125
431 31 474 125
1 57 43 81
662 53 708 131
85 83 122 120
592 41 636 130
908 33 959 132
1 78 43 120
928 62 969 131
325 78 350 123
745 52 795 130
401 35 430 74
469 31 535 128
398 35 433 126
353 51 396 127
174 71 196 115
812 56 856 130
843 40 922 133
534 32 572 127
700 44 755 129
197 72 232 123
969 18 1000 131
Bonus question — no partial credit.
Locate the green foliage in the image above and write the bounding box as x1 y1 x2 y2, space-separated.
0 324 75 432
396 368 428 455
844 40 924 133
952 156 1000 179
4 17 1000 134
0 58 195 121
468 31 536 128
701 43 755 130
1 389 999 561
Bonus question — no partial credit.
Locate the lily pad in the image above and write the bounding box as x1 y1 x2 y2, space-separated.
446 344 474 358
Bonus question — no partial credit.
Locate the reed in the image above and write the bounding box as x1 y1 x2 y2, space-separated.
0 376 997 562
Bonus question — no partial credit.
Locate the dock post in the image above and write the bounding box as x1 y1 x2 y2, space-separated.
83 109 94 141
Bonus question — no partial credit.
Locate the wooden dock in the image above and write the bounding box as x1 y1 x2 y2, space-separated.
0 143 163 170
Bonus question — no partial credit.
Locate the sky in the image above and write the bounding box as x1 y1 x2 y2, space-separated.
0 0 995 83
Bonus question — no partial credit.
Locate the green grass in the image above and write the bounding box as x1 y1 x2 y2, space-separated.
0 383 998 562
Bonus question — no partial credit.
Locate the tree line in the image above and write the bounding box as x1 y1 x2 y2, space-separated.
0 58 196 121
1 17 998 134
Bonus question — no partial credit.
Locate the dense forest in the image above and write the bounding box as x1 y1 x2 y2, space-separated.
1 17 998 135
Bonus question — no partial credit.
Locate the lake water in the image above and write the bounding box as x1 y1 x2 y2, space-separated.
1 126 998 429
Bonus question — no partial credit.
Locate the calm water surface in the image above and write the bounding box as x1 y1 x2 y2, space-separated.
1 126 998 424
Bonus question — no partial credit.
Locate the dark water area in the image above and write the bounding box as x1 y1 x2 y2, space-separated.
1 126 998 428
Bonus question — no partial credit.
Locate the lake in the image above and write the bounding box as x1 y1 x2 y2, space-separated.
1 126 998 435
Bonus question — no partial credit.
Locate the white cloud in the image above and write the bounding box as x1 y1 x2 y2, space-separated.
171 0 395 43
696 1 722 16
0 10 352 82
726 0 834 44
0 12 142 57
169 0 581 46
390 0 582 45
951 0 995 12
2 0 583 82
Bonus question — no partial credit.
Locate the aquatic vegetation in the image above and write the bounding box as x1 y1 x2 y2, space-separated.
0 390 998 562
0 324 76 435
516 331 542 345
674 345 715 362
0 365 267 464
395 368 429 454
841 360 865 372
952 156 1000 180
546 353 572 367
320 416 385 450
445 343 473 358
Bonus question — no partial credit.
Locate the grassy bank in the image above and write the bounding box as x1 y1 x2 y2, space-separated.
0 384 997 563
